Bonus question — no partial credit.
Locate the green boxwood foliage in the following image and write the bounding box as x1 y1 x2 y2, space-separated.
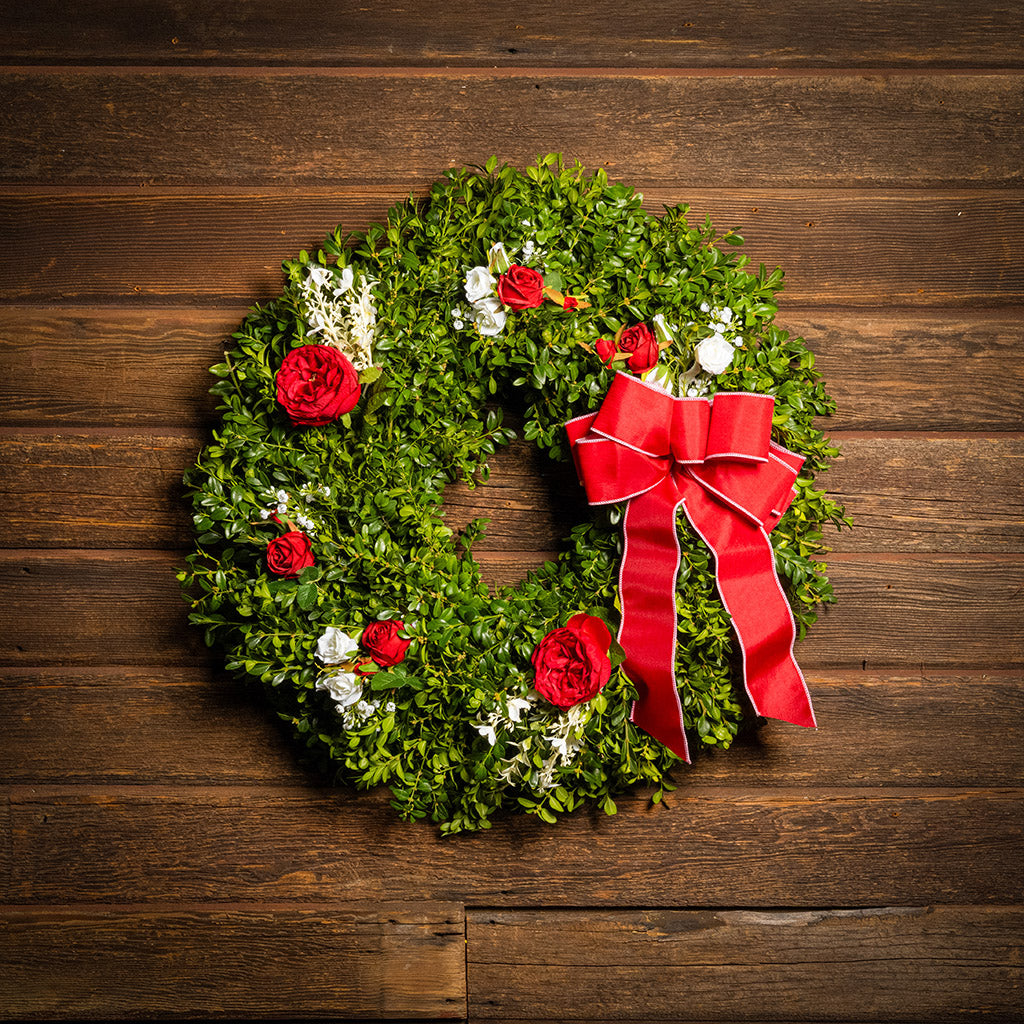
180 156 848 834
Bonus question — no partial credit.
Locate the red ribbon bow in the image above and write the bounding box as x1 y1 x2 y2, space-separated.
566 373 816 761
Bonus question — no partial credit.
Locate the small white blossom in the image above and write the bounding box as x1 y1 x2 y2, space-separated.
487 242 512 274
546 733 573 759
307 265 333 289
718 306 734 324
699 301 711 313
333 265 354 296
475 721 498 746
650 312 673 345
506 696 533 723
643 363 675 396
259 508 272 520
316 626 361 665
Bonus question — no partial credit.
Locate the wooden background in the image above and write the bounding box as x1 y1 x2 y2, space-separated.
1 3 1022 1020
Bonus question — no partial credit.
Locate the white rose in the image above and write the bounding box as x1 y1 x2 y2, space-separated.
487 242 511 274
464 266 496 304
316 670 362 709
316 626 361 664
695 333 736 375
471 296 507 337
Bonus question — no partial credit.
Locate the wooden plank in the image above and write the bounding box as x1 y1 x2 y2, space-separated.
0 903 466 1020
466 906 1024 1021
3 1 1022 67
1 668 1019 788
4 786 1021 906
0 73 1020 187
1 430 1020 553
793 310 1024 431
1 191 1021 307
0 667 304 785
0 551 1021 669
2 306 1021 431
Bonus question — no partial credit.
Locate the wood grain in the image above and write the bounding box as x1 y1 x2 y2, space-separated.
2 190 1021 307
1 430 1020 553
1 550 1021 669
466 906 1024 1021
0 3 1021 1022
1 74 1020 187
1 668 1020 788
2 306 1021 430
4 786 1021 906
0 903 466 1020
4 1 1022 67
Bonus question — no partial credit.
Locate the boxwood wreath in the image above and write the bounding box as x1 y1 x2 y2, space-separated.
181 156 848 834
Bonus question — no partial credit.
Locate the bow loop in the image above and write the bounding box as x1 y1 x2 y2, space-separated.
705 391 773 462
669 399 711 464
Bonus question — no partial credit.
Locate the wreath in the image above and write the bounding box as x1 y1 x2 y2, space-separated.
181 156 847 834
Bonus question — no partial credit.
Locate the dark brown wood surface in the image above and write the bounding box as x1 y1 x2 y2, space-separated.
1 4 1021 1021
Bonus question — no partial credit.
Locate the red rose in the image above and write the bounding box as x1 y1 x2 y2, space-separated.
563 296 579 310
496 264 545 310
276 344 361 426
618 323 660 373
532 613 613 709
362 619 411 667
267 530 314 578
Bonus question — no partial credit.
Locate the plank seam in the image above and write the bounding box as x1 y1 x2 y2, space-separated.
4 65 1024 78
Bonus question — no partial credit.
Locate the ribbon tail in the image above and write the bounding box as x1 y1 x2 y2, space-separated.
618 479 691 762
680 479 816 728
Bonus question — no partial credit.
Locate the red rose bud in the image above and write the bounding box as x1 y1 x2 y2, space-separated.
362 619 411 667
595 338 617 366
496 264 545 310
563 296 579 310
532 613 613 709
267 530 314 578
617 323 660 373
276 344 361 426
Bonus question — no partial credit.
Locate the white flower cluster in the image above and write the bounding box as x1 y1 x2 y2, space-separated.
474 691 534 747
314 626 394 730
258 484 331 532
476 691 592 791
297 264 376 370
453 241 512 337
